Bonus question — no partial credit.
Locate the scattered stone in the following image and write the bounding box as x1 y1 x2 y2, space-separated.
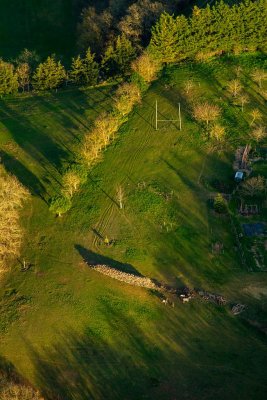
231 303 246 315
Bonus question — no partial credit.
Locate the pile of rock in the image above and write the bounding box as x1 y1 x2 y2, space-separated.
231 303 246 315
197 290 228 305
89 264 158 290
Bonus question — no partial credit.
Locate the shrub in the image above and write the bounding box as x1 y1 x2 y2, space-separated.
49 196 71 217
214 193 227 213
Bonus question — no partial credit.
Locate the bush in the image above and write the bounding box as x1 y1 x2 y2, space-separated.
214 193 227 214
49 196 71 217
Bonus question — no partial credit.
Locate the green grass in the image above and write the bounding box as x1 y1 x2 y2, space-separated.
0 55 267 399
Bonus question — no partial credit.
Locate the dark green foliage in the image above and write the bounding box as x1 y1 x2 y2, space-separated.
130 72 149 93
70 48 99 86
214 193 228 213
149 0 267 62
49 195 71 216
150 13 189 63
32 56 66 91
0 59 18 95
102 34 136 76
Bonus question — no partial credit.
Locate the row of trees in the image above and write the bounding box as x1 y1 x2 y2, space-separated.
149 0 267 63
0 166 29 272
49 52 161 216
0 1 266 95
0 33 138 94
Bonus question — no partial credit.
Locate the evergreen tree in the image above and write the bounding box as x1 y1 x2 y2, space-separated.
148 0 267 63
102 34 136 76
149 13 188 63
83 48 99 85
32 56 66 91
69 55 85 85
0 59 18 96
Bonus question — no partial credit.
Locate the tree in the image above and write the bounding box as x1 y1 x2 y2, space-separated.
118 0 164 46
131 53 161 83
227 79 242 97
240 176 266 198
83 48 99 85
210 124 226 141
102 34 136 77
238 93 249 112
94 112 120 144
62 171 81 198
0 59 18 96
32 56 66 91
193 102 221 127
149 13 189 63
183 79 195 95
251 69 267 88
0 166 30 272
114 82 141 116
16 48 40 70
250 109 262 126
116 185 124 209
77 7 113 54
69 55 85 85
17 63 30 92
214 193 227 213
49 196 71 217
250 126 266 143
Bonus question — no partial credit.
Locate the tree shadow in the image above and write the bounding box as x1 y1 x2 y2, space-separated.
28 323 166 400
0 150 47 201
75 244 143 276
0 99 70 172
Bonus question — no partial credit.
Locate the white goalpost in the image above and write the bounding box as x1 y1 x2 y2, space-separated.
155 100 182 131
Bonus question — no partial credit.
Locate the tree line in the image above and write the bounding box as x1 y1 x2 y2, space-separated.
0 1 265 96
149 0 267 62
0 166 30 272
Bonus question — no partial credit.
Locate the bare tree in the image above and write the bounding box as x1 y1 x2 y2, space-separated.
94 112 120 143
17 63 30 92
131 52 161 83
193 102 221 127
210 124 226 141
0 166 30 272
250 109 262 126
183 79 194 95
251 69 267 89
227 79 242 97
238 93 249 112
116 185 124 209
250 126 266 143
115 82 141 115
62 171 81 197
240 176 266 197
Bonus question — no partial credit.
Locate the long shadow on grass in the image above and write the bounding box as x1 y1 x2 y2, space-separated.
28 321 166 399
0 150 47 200
26 300 267 400
0 99 71 172
75 245 142 276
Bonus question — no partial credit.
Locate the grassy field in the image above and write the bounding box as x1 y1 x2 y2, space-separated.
0 54 267 399
0 0 82 59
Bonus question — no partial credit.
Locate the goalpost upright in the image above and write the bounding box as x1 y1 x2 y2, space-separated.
155 100 182 131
